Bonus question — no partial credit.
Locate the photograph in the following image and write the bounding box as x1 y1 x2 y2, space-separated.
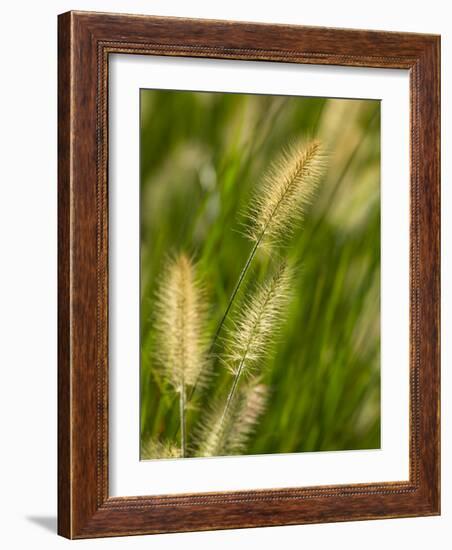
0 0 444 544
139 89 381 460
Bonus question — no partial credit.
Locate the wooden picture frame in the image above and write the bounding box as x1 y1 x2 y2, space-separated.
58 10 440 539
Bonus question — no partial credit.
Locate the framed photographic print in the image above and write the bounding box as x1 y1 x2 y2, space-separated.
58 11 440 538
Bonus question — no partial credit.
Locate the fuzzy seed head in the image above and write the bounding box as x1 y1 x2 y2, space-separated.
194 383 268 457
154 253 208 392
222 262 293 378
225 382 268 455
141 438 181 460
245 139 326 247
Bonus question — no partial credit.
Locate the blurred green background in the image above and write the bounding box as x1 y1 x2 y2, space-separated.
140 89 381 456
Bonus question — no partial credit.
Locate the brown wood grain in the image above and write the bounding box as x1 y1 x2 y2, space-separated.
57 10 440 539
57 10 72 539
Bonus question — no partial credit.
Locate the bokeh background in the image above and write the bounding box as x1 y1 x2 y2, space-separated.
140 89 381 457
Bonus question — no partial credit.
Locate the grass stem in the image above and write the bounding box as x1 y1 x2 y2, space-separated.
179 381 186 457
218 360 242 431
186 237 262 406
210 237 261 352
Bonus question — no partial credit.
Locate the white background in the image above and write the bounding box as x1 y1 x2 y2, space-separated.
0 0 450 548
110 56 410 496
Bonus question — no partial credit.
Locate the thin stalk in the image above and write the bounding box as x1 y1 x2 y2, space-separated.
218 360 242 431
218 275 276 430
179 380 186 458
210 237 261 352
185 237 261 406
